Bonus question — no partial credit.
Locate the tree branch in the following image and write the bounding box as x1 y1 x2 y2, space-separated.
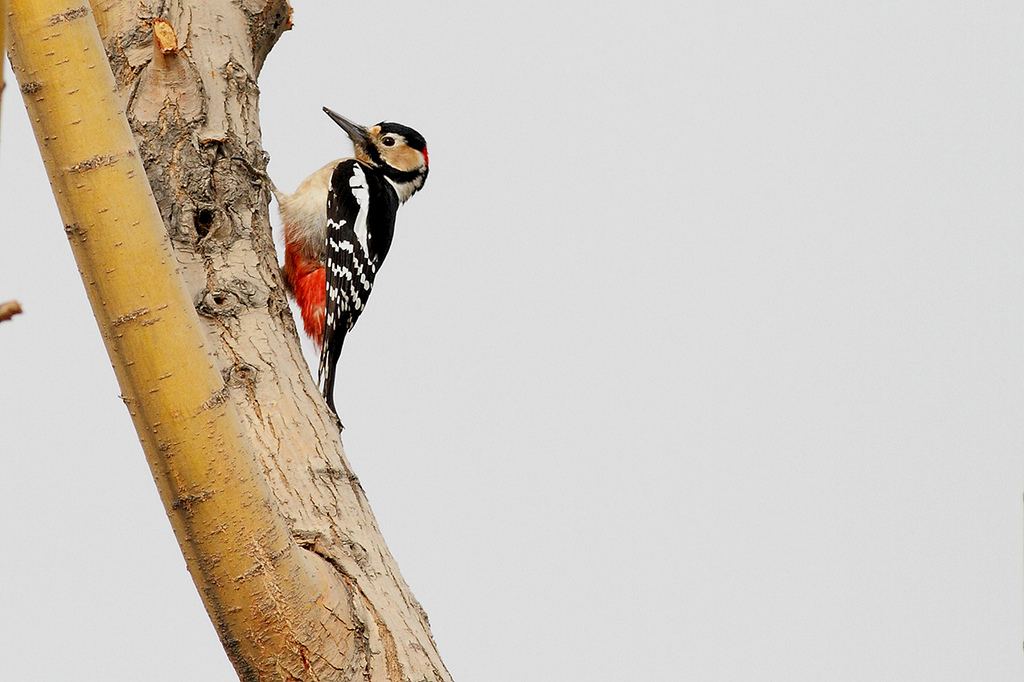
0 300 22 323
7 1 451 679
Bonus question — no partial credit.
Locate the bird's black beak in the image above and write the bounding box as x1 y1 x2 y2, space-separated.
323 107 372 147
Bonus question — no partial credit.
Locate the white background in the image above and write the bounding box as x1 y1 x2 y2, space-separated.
2 2 1022 680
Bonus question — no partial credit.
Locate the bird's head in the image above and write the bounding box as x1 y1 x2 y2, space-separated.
323 107 428 203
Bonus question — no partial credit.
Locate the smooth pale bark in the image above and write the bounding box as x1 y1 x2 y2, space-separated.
0 300 21 322
1 0 5 138
6 2 451 680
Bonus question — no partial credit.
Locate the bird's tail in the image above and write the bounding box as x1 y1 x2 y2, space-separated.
318 326 347 417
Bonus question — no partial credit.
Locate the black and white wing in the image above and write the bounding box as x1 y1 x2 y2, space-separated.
318 160 377 414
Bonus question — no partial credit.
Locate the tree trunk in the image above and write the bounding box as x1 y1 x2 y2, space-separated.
6 2 451 680
1 0 5 139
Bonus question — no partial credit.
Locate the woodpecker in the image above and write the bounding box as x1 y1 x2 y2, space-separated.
275 107 429 417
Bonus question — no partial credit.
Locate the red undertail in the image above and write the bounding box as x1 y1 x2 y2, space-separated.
284 243 325 348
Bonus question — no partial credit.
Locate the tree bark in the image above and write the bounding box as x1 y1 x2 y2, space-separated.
6 2 451 680
1 0 6 139
0 300 22 322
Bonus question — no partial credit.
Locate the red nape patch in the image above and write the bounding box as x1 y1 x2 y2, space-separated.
422 146 429 168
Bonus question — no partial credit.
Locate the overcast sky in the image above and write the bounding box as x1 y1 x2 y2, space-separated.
2 1 1022 680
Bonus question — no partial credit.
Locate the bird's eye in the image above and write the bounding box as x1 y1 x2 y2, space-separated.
381 136 397 147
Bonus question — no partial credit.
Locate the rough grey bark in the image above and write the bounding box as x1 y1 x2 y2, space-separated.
89 2 451 679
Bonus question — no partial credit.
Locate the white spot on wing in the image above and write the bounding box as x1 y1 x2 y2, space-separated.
349 165 371 255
